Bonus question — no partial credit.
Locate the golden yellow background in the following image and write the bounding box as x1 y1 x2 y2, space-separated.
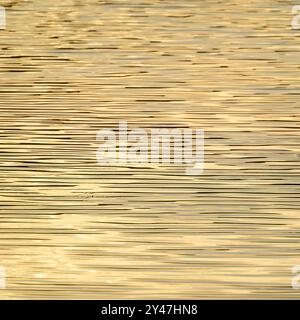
0 0 299 299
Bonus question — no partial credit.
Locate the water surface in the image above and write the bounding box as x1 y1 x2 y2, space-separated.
0 0 300 299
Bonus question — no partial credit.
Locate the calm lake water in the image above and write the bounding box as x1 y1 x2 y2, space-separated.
0 0 300 299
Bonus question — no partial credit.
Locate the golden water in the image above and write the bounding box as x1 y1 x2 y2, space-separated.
0 0 300 299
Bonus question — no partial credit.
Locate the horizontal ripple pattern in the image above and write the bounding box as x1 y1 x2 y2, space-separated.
0 0 300 299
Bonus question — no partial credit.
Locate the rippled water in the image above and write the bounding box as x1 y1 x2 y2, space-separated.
0 0 300 299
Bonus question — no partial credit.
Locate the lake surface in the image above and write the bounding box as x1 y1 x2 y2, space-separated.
0 0 300 299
